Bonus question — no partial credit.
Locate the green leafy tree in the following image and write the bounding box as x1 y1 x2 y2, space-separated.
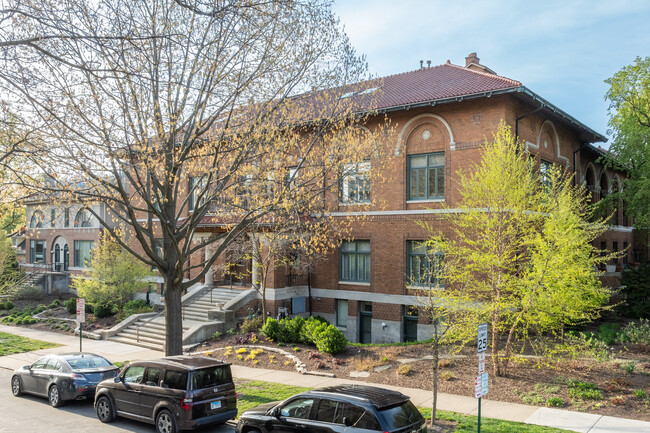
0 231 20 297
604 56 650 228
427 123 610 377
73 233 154 313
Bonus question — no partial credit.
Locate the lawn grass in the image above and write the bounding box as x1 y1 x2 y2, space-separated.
235 379 577 433
0 331 60 356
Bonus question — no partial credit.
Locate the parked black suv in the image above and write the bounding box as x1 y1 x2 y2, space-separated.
94 356 237 433
235 384 425 433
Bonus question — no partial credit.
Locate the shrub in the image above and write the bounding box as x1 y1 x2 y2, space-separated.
280 316 305 343
122 299 152 318
634 389 648 399
301 317 328 345
4 300 13 310
64 297 77 315
397 364 411 376
93 302 113 318
315 324 347 355
52 299 61 306
623 361 636 374
260 318 281 341
596 323 620 345
567 381 603 400
240 317 263 333
546 397 565 407
211 331 222 340
619 264 650 318
47 302 58 309
617 319 650 345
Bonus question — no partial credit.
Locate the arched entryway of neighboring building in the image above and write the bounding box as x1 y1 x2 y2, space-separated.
52 237 69 272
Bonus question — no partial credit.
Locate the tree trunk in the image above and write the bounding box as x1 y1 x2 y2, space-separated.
164 274 183 356
431 323 439 425
491 313 500 377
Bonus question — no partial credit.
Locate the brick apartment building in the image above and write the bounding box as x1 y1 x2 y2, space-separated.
19 53 641 343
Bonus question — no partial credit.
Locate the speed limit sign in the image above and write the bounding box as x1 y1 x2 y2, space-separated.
477 323 488 353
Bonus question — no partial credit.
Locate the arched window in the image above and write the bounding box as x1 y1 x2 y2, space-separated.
74 209 93 228
29 210 45 228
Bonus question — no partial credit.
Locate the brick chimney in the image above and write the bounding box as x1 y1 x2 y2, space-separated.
464 52 497 75
465 52 480 67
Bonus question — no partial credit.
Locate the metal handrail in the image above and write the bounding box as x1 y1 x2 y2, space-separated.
136 309 164 342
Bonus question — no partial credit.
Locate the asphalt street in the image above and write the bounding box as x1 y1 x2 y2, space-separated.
0 369 235 433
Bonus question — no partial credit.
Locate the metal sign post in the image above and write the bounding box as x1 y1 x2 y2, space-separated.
476 323 488 433
76 298 85 352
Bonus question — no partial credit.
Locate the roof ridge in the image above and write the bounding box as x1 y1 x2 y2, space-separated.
445 62 521 86
373 63 448 81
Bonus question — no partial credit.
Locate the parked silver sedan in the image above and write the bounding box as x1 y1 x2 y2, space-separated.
11 353 119 407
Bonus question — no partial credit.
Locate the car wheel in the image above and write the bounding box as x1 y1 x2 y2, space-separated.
96 396 115 423
48 384 64 407
11 376 22 396
155 409 177 433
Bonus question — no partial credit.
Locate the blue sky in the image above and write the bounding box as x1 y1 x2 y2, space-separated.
332 0 650 146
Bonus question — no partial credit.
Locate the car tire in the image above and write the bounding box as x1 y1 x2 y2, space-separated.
155 408 178 433
96 396 115 423
11 376 22 396
48 384 64 407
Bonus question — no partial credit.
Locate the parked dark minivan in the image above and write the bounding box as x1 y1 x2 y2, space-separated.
94 356 237 433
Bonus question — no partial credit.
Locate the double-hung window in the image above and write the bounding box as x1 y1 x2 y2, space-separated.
340 161 370 204
189 176 206 211
407 240 444 287
540 160 552 190
74 240 94 268
336 299 348 327
408 152 444 200
340 240 370 282
30 240 46 263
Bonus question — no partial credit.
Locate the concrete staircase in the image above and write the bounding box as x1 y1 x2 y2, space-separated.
107 286 244 352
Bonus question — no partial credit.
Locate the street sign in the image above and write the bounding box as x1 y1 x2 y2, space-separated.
477 323 488 353
76 298 85 324
474 372 489 398
478 352 486 375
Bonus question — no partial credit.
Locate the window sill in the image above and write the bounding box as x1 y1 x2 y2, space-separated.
339 201 371 206
406 199 445 204
338 281 371 286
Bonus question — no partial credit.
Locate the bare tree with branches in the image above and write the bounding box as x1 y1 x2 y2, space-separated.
0 0 386 355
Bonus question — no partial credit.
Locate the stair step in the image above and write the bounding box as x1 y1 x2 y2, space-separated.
115 332 166 346
121 329 166 340
108 336 163 351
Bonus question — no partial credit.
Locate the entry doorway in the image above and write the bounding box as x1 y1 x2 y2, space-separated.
404 306 418 342
359 302 372 344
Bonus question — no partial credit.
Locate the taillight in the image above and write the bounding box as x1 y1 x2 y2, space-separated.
71 374 84 379
181 398 193 410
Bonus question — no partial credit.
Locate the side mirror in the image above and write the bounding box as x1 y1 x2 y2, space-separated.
23 365 31 370
271 408 280 418
343 417 353 427
114 376 121 383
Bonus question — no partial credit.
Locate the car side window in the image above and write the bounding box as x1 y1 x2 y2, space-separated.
343 403 380 431
45 359 61 371
163 369 188 390
123 365 145 384
315 399 343 424
280 398 315 420
32 358 48 369
143 367 161 387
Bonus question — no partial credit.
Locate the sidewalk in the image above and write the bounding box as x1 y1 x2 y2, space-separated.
0 324 648 433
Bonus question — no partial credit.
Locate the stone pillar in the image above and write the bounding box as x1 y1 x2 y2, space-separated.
204 244 214 286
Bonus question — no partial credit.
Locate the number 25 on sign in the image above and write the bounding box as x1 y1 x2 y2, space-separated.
477 323 488 353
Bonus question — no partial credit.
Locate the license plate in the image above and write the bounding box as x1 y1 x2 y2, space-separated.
210 401 222 410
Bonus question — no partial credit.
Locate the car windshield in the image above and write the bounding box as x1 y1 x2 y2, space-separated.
376 400 423 430
65 355 112 370
190 365 232 390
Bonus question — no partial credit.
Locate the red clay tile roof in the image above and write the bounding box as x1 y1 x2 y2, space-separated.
360 62 521 110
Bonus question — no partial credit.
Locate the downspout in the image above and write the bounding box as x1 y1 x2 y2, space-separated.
515 100 545 139
573 143 587 187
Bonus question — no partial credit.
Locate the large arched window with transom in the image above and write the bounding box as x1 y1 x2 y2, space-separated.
74 209 93 228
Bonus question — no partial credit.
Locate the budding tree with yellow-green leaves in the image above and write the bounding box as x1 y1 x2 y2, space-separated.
423 123 611 377
0 0 388 355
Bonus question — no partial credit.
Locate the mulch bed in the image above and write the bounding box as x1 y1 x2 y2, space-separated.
192 332 650 422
